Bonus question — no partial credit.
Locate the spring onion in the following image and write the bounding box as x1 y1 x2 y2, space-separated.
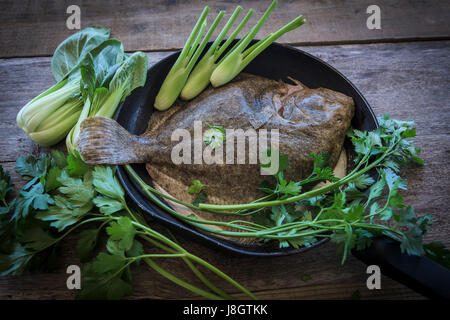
210 2 306 87
154 7 224 111
180 6 254 100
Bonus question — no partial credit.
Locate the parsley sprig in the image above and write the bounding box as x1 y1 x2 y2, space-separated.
0 152 256 300
126 114 448 264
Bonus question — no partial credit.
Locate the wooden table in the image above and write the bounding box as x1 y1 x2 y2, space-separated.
0 0 449 300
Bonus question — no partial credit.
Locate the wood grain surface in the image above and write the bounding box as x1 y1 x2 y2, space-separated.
0 40 448 299
0 0 449 58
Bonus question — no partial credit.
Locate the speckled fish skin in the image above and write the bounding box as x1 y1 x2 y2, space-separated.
78 73 354 210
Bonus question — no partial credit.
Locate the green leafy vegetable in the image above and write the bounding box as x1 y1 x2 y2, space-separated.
0 167 13 215
77 253 132 300
76 228 101 263
66 50 148 153
36 170 95 231
189 180 206 194
16 27 113 147
193 193 208 207
51 26 111 82
106 217 136 252
1 153 256 300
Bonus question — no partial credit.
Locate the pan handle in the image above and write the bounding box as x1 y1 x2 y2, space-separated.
351 237 450 299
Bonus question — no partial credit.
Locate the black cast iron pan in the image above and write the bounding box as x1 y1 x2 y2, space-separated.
115 41 450 299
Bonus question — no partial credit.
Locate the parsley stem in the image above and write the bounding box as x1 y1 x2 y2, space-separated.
131 220 256 299
128 253 187 259
198 146 395 211
183 252 258 300
143 257 224 300
55 216 111 244
137 233 234 299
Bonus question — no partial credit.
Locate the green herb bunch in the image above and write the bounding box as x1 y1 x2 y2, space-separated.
126 114 449 265
0 151 255 300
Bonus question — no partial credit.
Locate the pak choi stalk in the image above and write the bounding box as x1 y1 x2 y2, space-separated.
16 76 83 146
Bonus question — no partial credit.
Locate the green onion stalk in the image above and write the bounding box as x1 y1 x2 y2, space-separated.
154 6 223 111
180 6 254 100
211 2 306 87
156 1 307 109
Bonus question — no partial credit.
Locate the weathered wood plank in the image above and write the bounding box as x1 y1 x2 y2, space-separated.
0 0 449 58
0 41 448 299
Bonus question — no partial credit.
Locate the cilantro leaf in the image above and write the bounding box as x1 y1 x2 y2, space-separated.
0 166 14 216
15 154 50 180
106 217 136 252
11 182 54 220
260 149 289 175
351 174 375 189
36 195 93 231
126 240 144 261
93 196 123 215
92 166 124 201
204 122 226 148
344 204 365 222
0 243 32 276
278 180 301 196
188 180 206 194
66 151 90 177
50 150 67 169
16 222 55 252
77 252 132 300
35 170 94 231
45 167 62 192
57 170 95 206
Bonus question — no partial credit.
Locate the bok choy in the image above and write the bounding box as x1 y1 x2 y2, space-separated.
66 47 148 153
16 27 111 146
16 26 148 151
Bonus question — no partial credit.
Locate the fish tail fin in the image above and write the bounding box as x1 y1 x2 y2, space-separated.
77 116 150 165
